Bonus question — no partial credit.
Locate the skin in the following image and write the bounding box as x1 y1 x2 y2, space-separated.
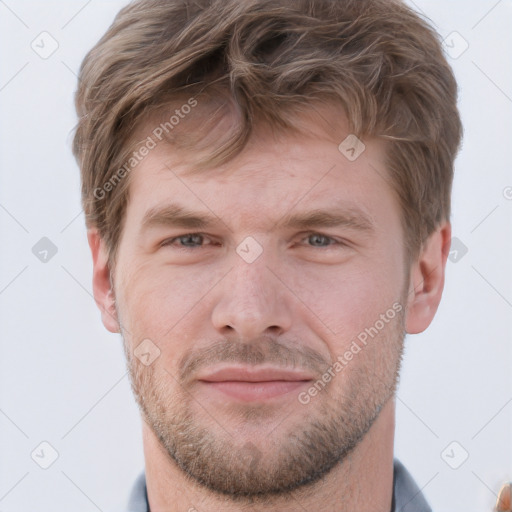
88 106 451 511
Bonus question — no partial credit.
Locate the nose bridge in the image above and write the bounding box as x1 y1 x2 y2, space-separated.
211 240 292 338
232 250 272 307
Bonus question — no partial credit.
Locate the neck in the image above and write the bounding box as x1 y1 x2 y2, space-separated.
142 397 396 512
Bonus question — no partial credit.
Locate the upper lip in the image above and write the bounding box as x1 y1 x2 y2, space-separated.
197 366 315 382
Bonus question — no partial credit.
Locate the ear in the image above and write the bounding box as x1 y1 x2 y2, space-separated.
405 221 451 334
87 228 120 333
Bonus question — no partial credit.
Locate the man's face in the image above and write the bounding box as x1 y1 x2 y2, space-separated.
111 112 409 497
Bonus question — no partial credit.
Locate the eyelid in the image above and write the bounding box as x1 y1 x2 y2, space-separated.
298 231 345 247
160 232 212 248
159 231 347 249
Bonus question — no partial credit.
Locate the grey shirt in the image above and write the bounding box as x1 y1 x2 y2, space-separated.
124 458 432 512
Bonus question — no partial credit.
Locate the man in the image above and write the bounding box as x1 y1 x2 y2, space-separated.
72 0 462 510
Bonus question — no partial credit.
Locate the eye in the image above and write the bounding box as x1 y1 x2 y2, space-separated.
160 233 210 249
159 232 345 251
303 233 341 248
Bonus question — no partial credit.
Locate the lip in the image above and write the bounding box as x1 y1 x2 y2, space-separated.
197 366 315 383
196 366 314 401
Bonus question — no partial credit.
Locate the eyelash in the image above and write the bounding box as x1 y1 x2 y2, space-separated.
160 232 344 250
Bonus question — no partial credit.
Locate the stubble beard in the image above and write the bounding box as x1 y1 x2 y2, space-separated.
121 309 405 503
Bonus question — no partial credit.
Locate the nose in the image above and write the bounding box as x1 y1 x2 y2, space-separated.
210 246 293 341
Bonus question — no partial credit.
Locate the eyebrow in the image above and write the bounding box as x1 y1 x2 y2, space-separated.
140 202 375 234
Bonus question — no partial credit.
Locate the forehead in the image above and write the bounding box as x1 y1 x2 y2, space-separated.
125 137 397 238
122 103 397 233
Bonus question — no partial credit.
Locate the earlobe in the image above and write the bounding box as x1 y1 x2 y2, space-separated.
405 222 451 335
87 228 120 333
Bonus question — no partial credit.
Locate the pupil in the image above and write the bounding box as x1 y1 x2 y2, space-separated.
311 235 326 246
183 235 200 246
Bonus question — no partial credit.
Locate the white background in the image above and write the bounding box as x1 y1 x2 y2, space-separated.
0 1 511 511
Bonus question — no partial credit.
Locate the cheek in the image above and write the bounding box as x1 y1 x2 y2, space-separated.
117 260 223 341
287 256 404 347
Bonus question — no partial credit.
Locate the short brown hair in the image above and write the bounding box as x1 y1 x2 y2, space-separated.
73 0 462 269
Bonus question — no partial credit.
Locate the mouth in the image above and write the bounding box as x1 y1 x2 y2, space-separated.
196 366 314 401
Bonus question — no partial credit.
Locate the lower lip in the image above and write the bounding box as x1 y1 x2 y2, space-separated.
199 380 310 401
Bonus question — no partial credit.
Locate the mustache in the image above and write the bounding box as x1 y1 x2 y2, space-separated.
178 336 330 383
